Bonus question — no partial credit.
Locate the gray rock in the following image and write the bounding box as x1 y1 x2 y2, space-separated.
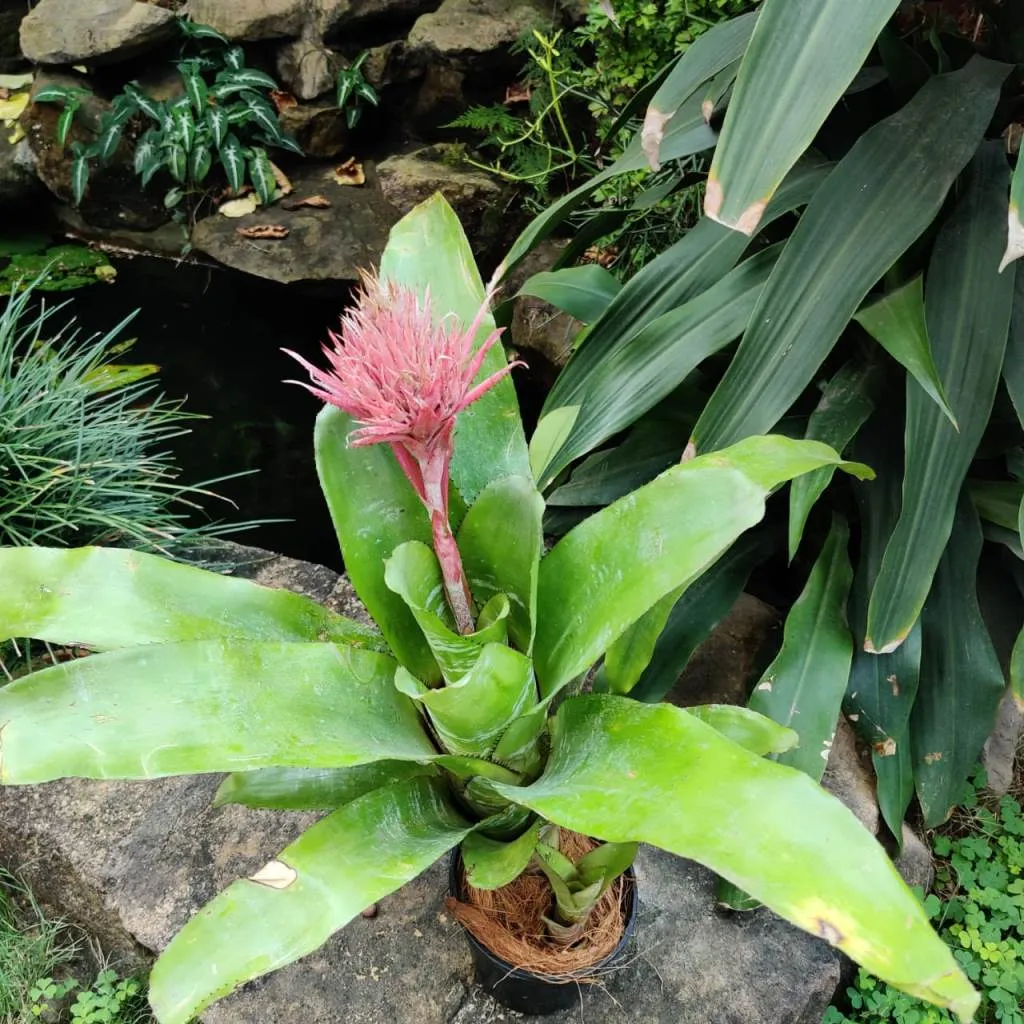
278 100 349 157
895 826 934 892
276 34 337 101
982 690 1023 797
0 134 39 207
23 71 168 229
327 0 444 32
821 716 880 836
187 0 311 41
0 541 842 1024
408 0 551 69
191 161 395 286
19 0 176 65
377 146 509 258
667 593 780 708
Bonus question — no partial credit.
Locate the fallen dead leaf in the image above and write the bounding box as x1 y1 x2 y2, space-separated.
503 82 531 105
269 160 293 196
282 194 332 210
332 157 365 187
0 91 29 122
237 224 289 240
270 89 298 113
218 194 260 218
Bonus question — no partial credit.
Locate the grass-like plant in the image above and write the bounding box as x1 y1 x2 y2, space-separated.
0 280 240 551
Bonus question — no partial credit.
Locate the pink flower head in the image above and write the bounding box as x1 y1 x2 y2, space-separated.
284 271 521 635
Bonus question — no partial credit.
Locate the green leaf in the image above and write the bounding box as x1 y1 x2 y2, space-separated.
912 496 1006 827
536 244 781 487
206 106 229 148
213 762 436 810
457 475 544 654
534 435 872 697
1004 268 1024 426
968 480 1023 531
167 143 187 183
183 67 208 116
630 528 772 703
492 695 978 1021
238 90 281 139
516 265 621 325
133 130 162 175
692 57 1011 453
218 68 279 93
163 186 184 209
96 119 123 162
685 704 798 756
219 133 245 192
149 777 471 1024
56 103 77 150
249 146 274 205
70 155 89 205
844 412 922 837
384 540 508 682
866 144 1016 653
641 13 755 169
854 277 957 428
1011 625 1024 712
314 405 438 683
0 641 435 785
179 19 229 44
704 0 900 233
749 515 854 781
395 642 536 757
32 84 80 105
0 546 379 650
788 360 880 561
189 143 212 184
172 105 196 153
529 405 579 484
461 820 543 890
380 194 530 504
600 584 684 696
535 158 830 485
123 82 162 121
1000 147 1024 273
224 46 245 70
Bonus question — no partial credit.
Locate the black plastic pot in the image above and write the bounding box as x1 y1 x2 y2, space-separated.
448 851 639 1015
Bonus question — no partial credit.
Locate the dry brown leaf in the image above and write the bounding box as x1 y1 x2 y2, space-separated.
237 225 289 240
331 157 365 187
503 82 531 105
282 194 332 210
218 194 260 218
270 89 298 113
269 160 293 196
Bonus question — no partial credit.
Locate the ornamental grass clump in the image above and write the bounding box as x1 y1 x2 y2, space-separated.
0 197 984 1023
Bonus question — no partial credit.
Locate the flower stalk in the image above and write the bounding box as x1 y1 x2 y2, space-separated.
284 272 519 634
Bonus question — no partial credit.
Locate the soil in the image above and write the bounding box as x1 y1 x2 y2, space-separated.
446 832 631 980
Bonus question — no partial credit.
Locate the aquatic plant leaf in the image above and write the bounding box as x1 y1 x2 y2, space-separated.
492 695 978 1021
149 778 471 1024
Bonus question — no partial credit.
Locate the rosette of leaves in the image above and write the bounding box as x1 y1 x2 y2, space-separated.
0 195 981 1024
32 20 301 209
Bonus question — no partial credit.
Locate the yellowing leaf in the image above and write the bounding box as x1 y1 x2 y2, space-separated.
218 194 259 218
0 90 29 122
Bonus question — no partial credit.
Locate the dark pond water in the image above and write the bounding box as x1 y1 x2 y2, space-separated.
68 256 353 567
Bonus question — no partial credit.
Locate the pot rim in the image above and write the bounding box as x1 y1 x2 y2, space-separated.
447 847 640 985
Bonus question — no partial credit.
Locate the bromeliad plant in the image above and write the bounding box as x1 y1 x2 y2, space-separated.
0 197 980 1023
33 19 301 208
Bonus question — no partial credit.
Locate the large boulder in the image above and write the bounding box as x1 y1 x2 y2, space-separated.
188 0 318 41
0 541 842 1024
19 0 177 65
407 0 551 70
376 146 511 259
191 160 395 286
0 134 39 208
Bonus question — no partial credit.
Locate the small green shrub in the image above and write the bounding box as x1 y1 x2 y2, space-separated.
824 770 1024 1024
33 18 301 210
334 51 379 129
31 969 148 1023
0 278 242 551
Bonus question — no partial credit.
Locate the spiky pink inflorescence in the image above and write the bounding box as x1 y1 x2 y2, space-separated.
284 272 520 635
